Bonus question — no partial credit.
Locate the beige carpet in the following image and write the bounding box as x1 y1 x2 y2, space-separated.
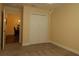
0 43 78 56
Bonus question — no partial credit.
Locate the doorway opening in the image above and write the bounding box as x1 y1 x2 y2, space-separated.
6 13 21 44
2 4 23 49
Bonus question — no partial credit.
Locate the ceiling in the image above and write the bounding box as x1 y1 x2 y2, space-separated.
4 3 24 8
4 3 62 10
30 3 62 10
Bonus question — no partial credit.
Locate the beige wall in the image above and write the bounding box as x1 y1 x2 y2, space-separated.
51 4 79 54
23 5 51 45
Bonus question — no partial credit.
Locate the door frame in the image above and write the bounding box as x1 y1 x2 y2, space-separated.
1 5 23 50
1 5 6 50
19 6 23 45
1 8 4 50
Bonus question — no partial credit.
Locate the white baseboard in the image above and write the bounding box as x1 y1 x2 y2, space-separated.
22 41 50 46
50 41 79 55
22 42 37 46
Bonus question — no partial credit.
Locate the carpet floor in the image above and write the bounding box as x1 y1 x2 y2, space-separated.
0 43 78 56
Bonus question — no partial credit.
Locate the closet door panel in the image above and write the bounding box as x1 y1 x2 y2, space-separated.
29 14 40 43
29 14 48 44
40 15 48 42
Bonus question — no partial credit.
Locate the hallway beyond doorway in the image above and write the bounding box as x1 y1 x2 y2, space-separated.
6 35 19 44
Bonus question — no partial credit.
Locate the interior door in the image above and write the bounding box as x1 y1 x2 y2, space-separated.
29 14 40 44
1 8 6 50
40 15 48 42
29 14 48 44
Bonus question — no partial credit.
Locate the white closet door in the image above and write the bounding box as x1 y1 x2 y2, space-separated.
40 15 48 43
29 14 40 43
29 14 48 44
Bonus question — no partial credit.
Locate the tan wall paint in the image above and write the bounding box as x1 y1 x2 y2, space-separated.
23 5 51 45
51 4 79 54
48 11 53 42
